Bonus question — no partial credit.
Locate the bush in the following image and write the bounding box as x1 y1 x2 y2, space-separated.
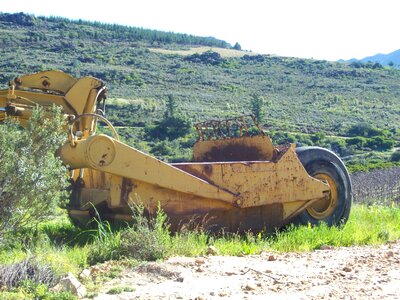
0 257 59 289
271 131 296 144
391 151 400 162
86 205 171 263
184 51 225 66
0 106 69 236
150 140 175 157
366 136 394 151
346 123 384 138
329 139 346 156
310 132 326 144
146 116 192 140
120 205 170 261
346 136 367 149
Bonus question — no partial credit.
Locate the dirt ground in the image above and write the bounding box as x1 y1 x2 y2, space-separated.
91 240 400 300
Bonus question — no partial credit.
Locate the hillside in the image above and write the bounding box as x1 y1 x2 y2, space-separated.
1 12 400 166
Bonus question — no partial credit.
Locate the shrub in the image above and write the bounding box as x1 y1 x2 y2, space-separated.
310 132 326 144
249 94 265 123
346 123 384 138
150 140 175 157
329 139 346 156
120 205 170 261
146 116 192 140
346 136 367 149
391 151 400 162
0 106 69 236
0 257 59 289
366 136 394 151
271 132 296 144
184 51 225 66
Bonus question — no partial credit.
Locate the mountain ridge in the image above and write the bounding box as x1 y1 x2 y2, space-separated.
343 49 400 67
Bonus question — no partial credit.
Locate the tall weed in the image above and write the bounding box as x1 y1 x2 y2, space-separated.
119 205 170 261
86 220 122 265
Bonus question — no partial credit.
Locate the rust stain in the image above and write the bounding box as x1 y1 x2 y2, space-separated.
204 164 213 176
164 203 285 233
121 177 133 204
201 144 263 162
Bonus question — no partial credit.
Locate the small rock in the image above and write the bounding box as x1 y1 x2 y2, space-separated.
195 257 206 265
343 266 352 272
218 290 229 297
196 267 204 273
243 282 257 291
320 244 334 250
210 291 216 296
52 272 87 298
207 245 219 255
386 251 394 258
267 255 276 261
176 276 184 282
225 271 237 276
79 269 91 280
264 269 272 273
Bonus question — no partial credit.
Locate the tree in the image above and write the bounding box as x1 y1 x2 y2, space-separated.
147 115 192 140
250 94 265 123
233 42 242 50
147 95 192 141
164 95 177 118
0 106 69 235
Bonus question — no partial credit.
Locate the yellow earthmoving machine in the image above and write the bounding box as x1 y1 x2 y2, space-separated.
0 71 352 232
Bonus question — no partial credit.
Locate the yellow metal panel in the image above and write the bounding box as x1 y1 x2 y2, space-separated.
64 77 103 115
13 70 77 94
60 135 237 204
174 145 330 208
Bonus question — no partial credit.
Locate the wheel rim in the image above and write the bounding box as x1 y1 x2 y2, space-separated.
307 173 338 220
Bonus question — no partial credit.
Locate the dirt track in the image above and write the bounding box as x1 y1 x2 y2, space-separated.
92 241 400 300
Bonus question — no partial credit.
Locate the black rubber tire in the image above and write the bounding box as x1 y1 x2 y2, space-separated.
294 146 352 226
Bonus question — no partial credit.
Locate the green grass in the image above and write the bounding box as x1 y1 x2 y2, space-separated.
1 204 400 297
166 204 400 255
270 204 400 252
1 205 399 265
107 286 135 295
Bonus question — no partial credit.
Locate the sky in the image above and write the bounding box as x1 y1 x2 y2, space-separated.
0 0 398 61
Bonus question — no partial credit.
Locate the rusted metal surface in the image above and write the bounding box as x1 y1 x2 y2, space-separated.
176 145 330 209
193 115 274 162
195 115 265 141
193 135 275 162
161 203 286 233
